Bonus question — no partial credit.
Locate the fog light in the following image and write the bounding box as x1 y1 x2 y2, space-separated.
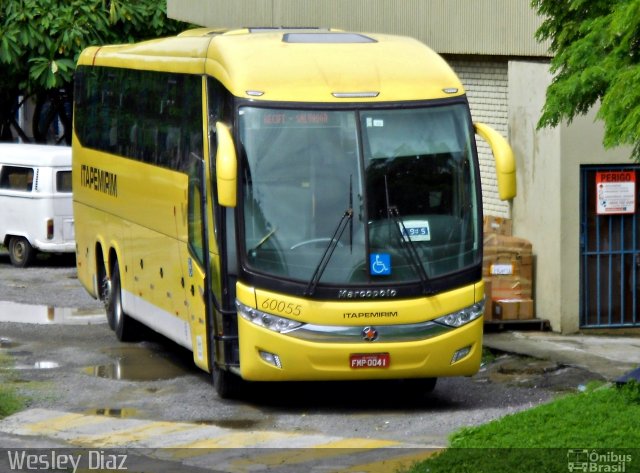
451 346 471 364
259 350 282 369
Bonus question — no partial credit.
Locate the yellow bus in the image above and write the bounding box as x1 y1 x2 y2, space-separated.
72 28 516 398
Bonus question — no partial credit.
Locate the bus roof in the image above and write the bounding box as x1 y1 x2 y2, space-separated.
77 28 465 103
0 144 71 168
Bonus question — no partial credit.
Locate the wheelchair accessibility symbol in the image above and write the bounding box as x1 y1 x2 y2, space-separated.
370 253 391 276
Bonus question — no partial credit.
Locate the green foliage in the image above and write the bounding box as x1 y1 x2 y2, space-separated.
532 0 640 160
0 386 24 419
404 383 640 473
0 354 25 419
0 0 188 93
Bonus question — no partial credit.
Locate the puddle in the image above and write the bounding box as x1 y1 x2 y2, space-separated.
11 360 60 370
6 350 32 357
0 337 21 349
0 301 105 325
477 354 605 392
85 408 139 418
195 419 262 429
83 346 192 381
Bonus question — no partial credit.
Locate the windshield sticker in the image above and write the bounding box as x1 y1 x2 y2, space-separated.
370 253 391 276
399 220 431 242
365 117 384 128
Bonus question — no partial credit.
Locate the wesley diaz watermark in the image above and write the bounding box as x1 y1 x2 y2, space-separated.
567 449 632 472
6 449 127 472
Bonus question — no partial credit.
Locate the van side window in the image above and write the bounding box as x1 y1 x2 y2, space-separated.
56 170 72 193
0 166 35 191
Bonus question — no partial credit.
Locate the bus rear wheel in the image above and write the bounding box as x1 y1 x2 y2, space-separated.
106 261 137 342
8 236 36 268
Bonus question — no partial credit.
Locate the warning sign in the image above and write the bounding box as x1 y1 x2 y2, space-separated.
596 170 636 215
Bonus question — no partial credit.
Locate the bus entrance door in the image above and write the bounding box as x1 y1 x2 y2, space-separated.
185 155 213 372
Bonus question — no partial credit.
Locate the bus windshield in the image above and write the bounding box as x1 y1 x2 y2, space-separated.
238 104 480 288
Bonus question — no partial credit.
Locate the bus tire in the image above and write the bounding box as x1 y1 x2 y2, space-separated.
107 261 136 342
213 365 240 399
406 377 437 394
98 264 115 330
8 236 36 268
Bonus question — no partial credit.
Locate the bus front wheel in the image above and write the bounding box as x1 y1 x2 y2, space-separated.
404 377 438 395
8 236 36 268
106 261 136 342
213 365 240 399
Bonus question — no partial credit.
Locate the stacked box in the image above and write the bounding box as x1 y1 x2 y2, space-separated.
483 278 493 321
482 217 535 320
483 215 513 236
493 299 534 320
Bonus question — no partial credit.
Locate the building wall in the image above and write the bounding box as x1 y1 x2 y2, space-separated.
449 57 510 218
509 61 634 333
559 106 633 333
167 0 550 57
509 61 562 330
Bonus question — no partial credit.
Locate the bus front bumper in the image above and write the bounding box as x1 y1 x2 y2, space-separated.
237 316 483 381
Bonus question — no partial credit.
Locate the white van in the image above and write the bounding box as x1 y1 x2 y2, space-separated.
0 144 74 267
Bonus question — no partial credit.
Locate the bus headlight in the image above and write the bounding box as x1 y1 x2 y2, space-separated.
236 301 303 333
434 300 485 328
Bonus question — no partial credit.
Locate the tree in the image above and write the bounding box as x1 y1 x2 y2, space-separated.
532 0 640 160
0 0 188 144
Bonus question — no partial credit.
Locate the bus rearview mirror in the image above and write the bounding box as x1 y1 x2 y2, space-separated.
216 122 237 207
474 123 517 201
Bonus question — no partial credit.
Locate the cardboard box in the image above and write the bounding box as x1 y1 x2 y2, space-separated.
483 278 493 320
483 233 534 283
518 299 535 320
491 275 532 299
493 299 520 320
492 298 535 320
483 256 522 278
483 216 512 236
483 233 533 257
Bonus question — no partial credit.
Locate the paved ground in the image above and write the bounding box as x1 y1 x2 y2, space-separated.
3 247 640 471
484 331 640 381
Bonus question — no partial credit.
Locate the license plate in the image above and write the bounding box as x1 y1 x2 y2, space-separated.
350 353 390 369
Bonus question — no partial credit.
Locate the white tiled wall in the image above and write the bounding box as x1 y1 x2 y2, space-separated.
448 58 510 218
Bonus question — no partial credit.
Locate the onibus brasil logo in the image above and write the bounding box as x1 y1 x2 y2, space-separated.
567 450 632 472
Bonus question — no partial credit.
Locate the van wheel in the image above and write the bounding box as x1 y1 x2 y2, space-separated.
106 261 137 341
8 237 36 268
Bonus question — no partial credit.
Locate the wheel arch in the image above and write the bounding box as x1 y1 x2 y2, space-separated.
3 233 34 248
94 241 107 301
107 246 120 274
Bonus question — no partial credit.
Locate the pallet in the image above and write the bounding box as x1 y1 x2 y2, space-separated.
483 318 551 332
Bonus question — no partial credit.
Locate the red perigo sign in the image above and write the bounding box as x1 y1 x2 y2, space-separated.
596 170 636 215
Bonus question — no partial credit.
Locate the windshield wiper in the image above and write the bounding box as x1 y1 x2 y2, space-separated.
304 177 354 296
383 175 433 295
